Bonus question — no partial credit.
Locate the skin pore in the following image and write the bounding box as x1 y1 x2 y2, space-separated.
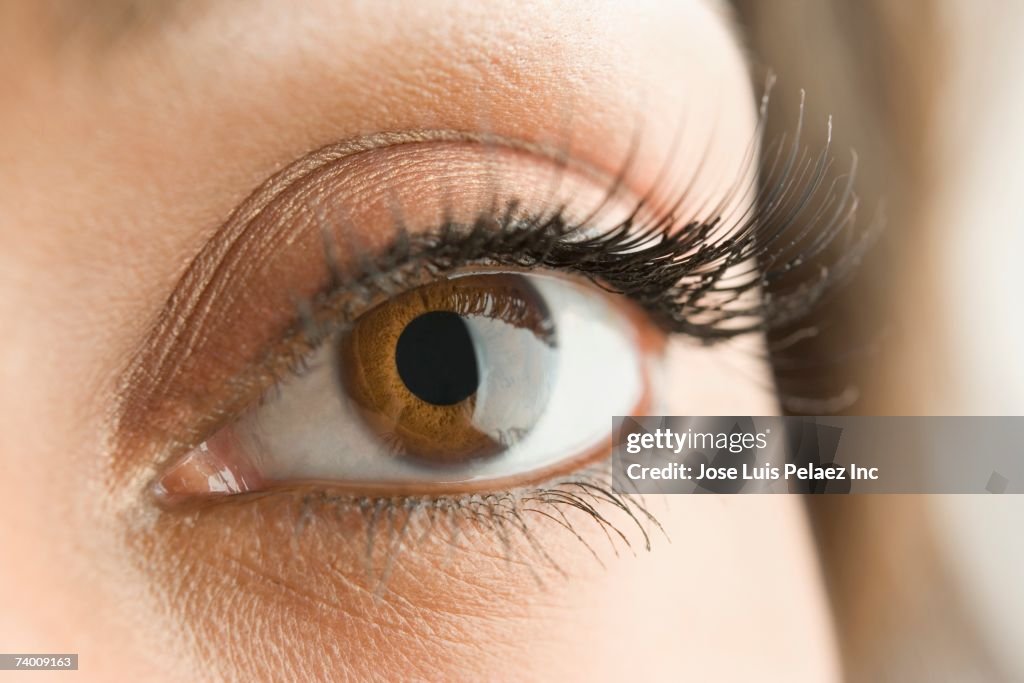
0 1 839 680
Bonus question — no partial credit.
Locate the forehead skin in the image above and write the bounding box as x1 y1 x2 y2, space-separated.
0 1 836 681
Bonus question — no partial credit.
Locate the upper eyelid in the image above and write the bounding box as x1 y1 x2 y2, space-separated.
109 133 652 482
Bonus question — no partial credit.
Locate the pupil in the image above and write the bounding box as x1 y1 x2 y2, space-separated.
395 311 480 406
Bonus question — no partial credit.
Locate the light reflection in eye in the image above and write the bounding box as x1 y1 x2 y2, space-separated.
153 271 657 503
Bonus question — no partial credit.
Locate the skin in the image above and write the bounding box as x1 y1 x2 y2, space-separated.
0 1 838 681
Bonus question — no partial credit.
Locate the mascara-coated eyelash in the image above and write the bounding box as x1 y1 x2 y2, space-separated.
268 116 870 391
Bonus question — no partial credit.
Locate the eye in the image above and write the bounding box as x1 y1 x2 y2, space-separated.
153 270 657 502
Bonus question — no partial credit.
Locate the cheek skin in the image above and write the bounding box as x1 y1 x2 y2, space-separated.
130 495 606 681
128 481 835 681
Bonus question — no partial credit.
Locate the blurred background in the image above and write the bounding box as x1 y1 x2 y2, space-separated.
734 1 1024 680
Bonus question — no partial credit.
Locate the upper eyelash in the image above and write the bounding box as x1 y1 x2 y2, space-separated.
275 113 873 378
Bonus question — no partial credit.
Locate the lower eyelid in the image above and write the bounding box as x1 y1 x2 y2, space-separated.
141 464 660 575
128 475 662 680
152 441 615 506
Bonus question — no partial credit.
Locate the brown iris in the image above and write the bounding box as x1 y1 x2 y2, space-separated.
337 273 557 465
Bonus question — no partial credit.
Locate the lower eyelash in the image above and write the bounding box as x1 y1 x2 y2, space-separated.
253 465 665 591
